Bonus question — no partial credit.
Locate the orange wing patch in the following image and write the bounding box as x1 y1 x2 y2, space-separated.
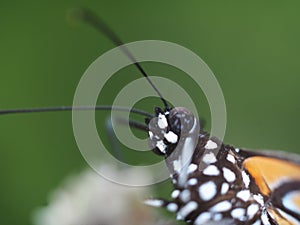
243 156 300 196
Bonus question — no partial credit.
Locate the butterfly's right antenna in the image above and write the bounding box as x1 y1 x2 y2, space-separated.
71 8 169 109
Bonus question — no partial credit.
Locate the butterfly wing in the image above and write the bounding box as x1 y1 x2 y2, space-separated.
241 149 300 224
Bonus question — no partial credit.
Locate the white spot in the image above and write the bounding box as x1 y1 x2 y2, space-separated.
253 194 265 206
199 181 217 201
209 200 232 212
282 190 300 215
177 201 198 219
203 165 220 176
247 204 259 219
187 163 198 174
156 140 166 153
202 152 217 164
148 131 154 139
188 178 198 186
144 199 164 207
166 203 178 212
213 213 223 221
242 171 251 188
205 140 218 149
180 189 191 202
261 210 271 225
236 189 251 202
194 212 212 225
235 148 240 153
158 113 168 129
176 214 183 220
231 208 245 219
164 131 178 143
173 159 182 173
171 189 180 199
222 167 236 183
221 182 230 195
226 154 236 164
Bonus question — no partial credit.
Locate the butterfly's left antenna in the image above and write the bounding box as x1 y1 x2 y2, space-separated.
0 9 161 124
71 7 169 110
0 105 152 118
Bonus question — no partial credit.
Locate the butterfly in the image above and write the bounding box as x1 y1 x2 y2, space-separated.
145 106 300 225
2 8 300 225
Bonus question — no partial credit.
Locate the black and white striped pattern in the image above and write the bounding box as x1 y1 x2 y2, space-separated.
145 107 300 225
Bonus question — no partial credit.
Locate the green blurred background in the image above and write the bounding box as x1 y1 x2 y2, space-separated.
1 1 300 224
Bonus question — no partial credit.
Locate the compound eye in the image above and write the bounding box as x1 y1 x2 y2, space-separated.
169 107 195 135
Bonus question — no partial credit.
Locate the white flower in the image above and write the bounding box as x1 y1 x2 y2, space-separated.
32 165 174 225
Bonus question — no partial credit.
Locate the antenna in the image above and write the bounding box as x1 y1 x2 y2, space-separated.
0 105 153 118
1 9 167 121
72 7 169 109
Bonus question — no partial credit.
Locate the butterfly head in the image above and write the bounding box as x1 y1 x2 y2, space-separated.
146 106 197 157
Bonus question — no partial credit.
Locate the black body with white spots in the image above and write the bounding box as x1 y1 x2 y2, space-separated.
145 107 300 225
